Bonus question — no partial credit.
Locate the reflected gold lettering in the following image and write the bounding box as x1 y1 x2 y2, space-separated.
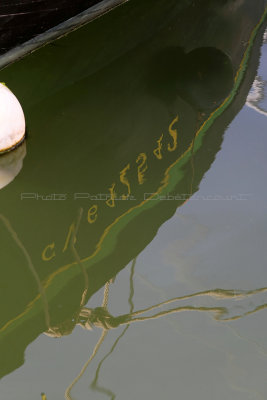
153 134 164 160
42 243 56 261
136 153 148 185
120 164 131 200
106 183 116 208
62 223 77 253
87 205 98 224
168 115 178 152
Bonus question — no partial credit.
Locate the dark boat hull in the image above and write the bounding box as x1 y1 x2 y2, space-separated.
0 0 101 55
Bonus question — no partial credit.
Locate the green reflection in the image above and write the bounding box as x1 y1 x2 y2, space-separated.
0 0 267 386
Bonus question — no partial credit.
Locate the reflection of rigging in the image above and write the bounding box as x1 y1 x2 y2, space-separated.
2 210 266 399
89 260 136 400
41 209 267 399
75 286 267 329
63 270 267 398
62 265 267 398
64 257 136 400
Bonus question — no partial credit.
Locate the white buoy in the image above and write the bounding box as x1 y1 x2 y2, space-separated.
0 83 25 154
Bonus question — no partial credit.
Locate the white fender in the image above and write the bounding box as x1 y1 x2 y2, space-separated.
0 83 25 154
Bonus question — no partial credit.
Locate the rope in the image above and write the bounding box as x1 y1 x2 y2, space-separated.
90 258 137 397
102 280 111 309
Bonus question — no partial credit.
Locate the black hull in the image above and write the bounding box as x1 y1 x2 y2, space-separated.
0 0 101 55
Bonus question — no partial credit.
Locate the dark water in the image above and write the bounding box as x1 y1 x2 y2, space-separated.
0 1 267 399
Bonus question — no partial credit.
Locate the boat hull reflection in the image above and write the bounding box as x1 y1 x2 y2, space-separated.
0 0 267 379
